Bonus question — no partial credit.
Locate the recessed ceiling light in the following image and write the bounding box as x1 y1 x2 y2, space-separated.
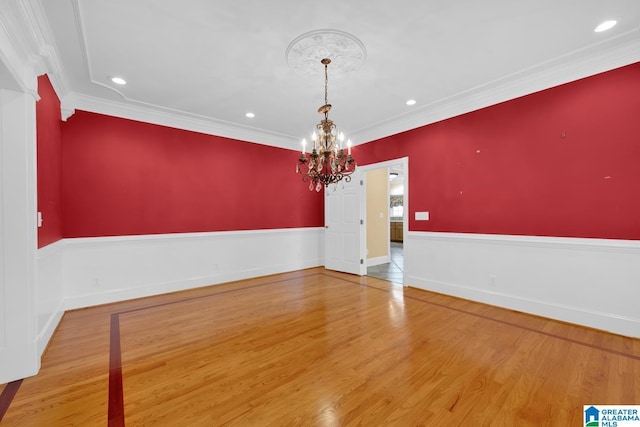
595 20 617 32
406 99 417 106
245 112 255 118
110 76 126 85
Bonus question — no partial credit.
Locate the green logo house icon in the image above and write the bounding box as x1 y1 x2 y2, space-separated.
585 406 599 427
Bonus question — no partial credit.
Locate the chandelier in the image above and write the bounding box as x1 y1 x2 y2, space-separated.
296 58 356 191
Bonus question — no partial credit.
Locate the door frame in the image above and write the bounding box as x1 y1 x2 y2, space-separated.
359 157 409 281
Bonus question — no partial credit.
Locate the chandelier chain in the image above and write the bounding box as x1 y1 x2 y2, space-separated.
324 62 329 115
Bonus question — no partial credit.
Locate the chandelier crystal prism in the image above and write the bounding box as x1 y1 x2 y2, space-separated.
296 58 356 191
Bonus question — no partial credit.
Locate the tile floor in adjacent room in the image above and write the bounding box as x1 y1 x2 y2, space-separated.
367 242 404 285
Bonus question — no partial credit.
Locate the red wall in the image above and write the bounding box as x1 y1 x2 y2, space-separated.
61 112 323 237
49 62 640 240
36 74 63 248
356 62 640 240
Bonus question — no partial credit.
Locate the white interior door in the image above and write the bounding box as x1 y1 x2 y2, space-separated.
324 172 366 275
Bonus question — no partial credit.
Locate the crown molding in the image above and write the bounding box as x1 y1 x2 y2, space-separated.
66 26 638 151
13 0 638 151
0 0 38 95
59 0 299 150
63 0 299 150
26 0 70 97
351 27 640 145
61 92 300 150
0 0 69 97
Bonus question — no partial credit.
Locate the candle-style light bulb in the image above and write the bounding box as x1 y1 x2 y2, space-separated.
301 138 306 154
347 139 352 155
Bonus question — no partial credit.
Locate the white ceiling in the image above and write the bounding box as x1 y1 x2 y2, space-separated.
34 0 640 150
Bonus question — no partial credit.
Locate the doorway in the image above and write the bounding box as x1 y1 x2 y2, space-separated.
361 158 407 285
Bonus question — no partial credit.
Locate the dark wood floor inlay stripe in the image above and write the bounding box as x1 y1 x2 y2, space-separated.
108 313 124 427
105 272 321 426
342 274 640 361
105 270 639 426
0 379 23 422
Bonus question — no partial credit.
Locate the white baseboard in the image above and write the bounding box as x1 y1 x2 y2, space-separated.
36 240 66 357
36 300 65 356
63 258 321 310
36 229 640 351
367 255 390 267
405 232 640 338
61 228 324 310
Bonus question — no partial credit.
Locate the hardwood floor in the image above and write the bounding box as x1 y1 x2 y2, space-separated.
1 268 639 426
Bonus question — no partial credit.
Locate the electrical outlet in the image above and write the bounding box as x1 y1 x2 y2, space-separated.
489 275 496 288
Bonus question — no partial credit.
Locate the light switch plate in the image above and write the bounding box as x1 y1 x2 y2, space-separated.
415 211 429 221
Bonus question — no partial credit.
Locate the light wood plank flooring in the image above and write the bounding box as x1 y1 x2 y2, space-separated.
1 268 638 426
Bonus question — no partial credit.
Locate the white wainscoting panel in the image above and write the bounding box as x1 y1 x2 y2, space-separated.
404 232 640 338
63 228 324 310
36 241 65 357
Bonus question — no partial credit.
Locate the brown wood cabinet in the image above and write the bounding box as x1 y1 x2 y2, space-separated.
390 222 403 242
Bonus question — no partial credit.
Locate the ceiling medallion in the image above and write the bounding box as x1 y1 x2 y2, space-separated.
286 29 367 79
